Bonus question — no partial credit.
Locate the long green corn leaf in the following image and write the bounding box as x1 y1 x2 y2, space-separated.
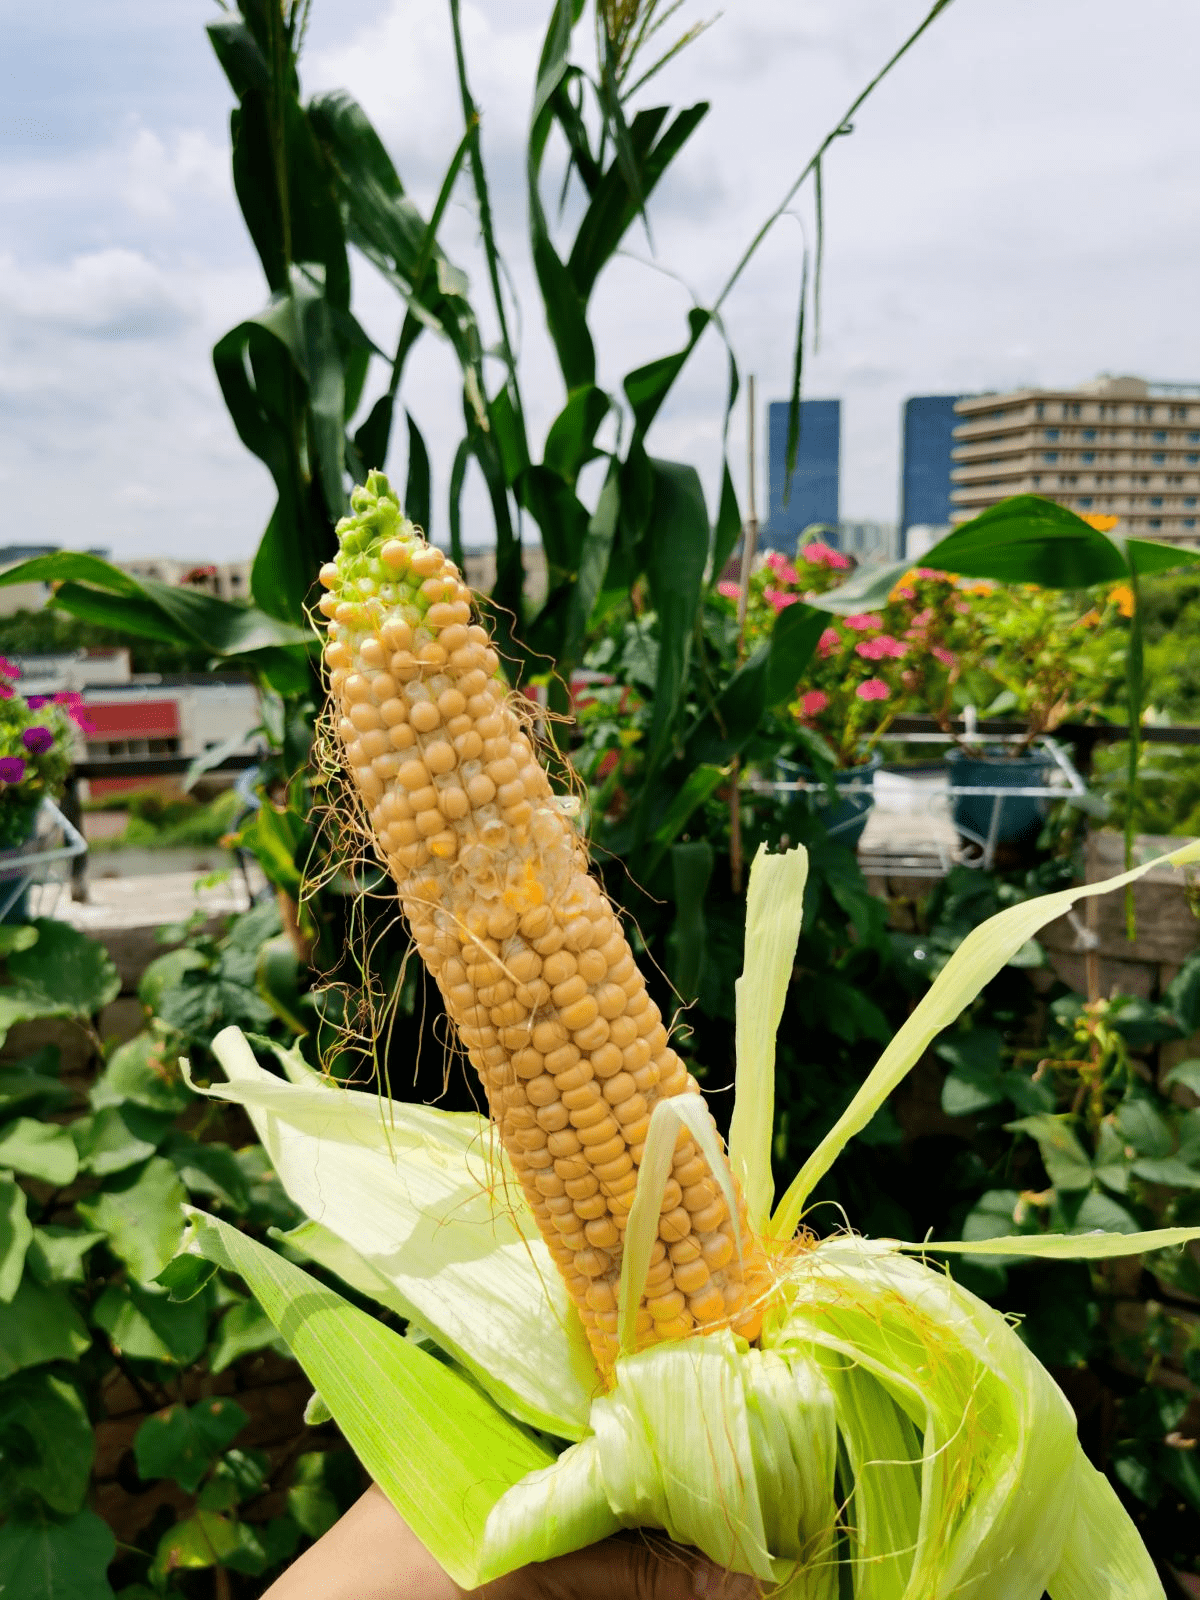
899 1227 1200 1259
771 841 1200 1239
180 1208 553 1588
1046 1446 1165 1600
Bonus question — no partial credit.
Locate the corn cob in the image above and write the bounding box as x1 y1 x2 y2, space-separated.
317 471 772 1376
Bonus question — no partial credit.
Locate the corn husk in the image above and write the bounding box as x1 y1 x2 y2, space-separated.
179 840 1200 1596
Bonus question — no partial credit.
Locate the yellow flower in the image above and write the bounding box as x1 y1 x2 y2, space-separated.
1080 512 1120 532
1109 583 1136 618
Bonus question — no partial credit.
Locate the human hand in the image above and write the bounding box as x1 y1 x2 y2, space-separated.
259 1485 761 1600
469 1530 761 1599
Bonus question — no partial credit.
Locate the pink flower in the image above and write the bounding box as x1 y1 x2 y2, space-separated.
856 635 907 661
764 588 799 613
799 542 851 571
716 580 741 599
817 627 841 658
931 646 957 668
909 608 933 629
856 678 890 702
764 551 799 584
0 756 26 783
844 613 883 632
21 726 53 754
800 690 829 716
914 567 946 580
0 686 12 701
954 602 971 615
893 585 916 601
0 658 18 680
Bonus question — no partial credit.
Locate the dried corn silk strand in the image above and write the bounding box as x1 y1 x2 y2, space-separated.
317 472 771 1374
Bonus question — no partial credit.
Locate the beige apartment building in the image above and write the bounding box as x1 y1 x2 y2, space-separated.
951 376 1200 542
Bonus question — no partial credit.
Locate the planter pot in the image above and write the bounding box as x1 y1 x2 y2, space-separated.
776 751 881 848
945 746 1056 851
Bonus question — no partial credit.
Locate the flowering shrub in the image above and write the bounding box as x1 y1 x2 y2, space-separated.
0 658 89 846
720 548 1130 767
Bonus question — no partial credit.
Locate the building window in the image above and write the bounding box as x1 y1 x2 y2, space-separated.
1044 428 1060 441
1186 497 1198 508
1069 403 1081 417
1150 496 1164 507
1152 452 1166 463
1035 402 1045 418
1032 475 1041 486
1154 430 1168 441
1081 452 1095 464
1082 428 1097 440
1149 518 1162 528
1043 452 1059 463
1171 405 1189 420
1186 519 1197 529
1189 431 1200 443
1188 453 1199 464
1078 497 1094 508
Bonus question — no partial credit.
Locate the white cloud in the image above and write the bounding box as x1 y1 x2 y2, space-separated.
119 127 229 220
0 248 199 339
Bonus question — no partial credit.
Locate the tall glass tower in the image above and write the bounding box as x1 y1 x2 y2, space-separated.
899 395 964 555
764 399 840 554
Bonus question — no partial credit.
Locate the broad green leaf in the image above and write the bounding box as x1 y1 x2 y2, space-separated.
729 844 808 1230
0 1278 89 1378
770 840 1200 1240
25 1227 104 1288
199 1029 594 1438
0 1054 73 1119
0 1176 31 1302
77 1158 186 1280
0 1373 94 1514
153 1255 218 1304
149 1509 243 1584
164 1137 250 1211
921 495 1200 588
179 1209 554 1590
197 1448 268 1513
4 921 119 1019
1131 1156 1200 1190
286 1453 340 1539
640 459 710 779
0 1122 77 1188
1071 1190 1139 1235
91 1281 209 1367
88 1032 191 1117
136 951 207 1016
0 1509 115 1600
208 1300 284 1374
73 1108 166 1178
134 1399 248 1494
1006 1115 1093 1192
1115 1096 1173 1159
1164 1058 1200 1099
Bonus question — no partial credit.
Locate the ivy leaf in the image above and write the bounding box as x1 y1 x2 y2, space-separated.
91 1282 209 1367
1093 1121 1133 1195
89 1033 191 1117
1115 1095 1174 1160
149 1509 265 1584
0 1052 73 1118
74 1107 172 1178
0 1175 32 1302
135 1398 248 1494
25 1227 104 1288
0 1509 115 1600
0 1373 94 1515
286 1452 342 1539
0 1121 78 1187
77 1158 186 1280
0 1278 89 1378
137 949 208 1015
164 1137 250 1212
1007 1114 1094 1191
0 922 120 1045
196 1447 269 1512
208 1299 284 1375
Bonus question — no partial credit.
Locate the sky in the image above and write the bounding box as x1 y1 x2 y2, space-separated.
1 0 1198 563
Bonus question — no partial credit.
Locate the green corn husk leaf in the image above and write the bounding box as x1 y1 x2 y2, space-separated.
179 1207 553 1589
177 843 1199 1595
729 843 808 1230
195 1029 596 1438
771 839 1200 1238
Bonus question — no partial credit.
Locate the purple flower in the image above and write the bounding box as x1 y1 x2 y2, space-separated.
0 757 27 784
21 726 53 755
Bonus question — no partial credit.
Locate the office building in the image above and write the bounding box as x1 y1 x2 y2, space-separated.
764 399 840 553
838 521 898 564
951 377 1200 541
900 396 965 556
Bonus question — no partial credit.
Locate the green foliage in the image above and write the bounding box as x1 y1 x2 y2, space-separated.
90 788 245 853
0 905 361 1595
0 609 214 676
